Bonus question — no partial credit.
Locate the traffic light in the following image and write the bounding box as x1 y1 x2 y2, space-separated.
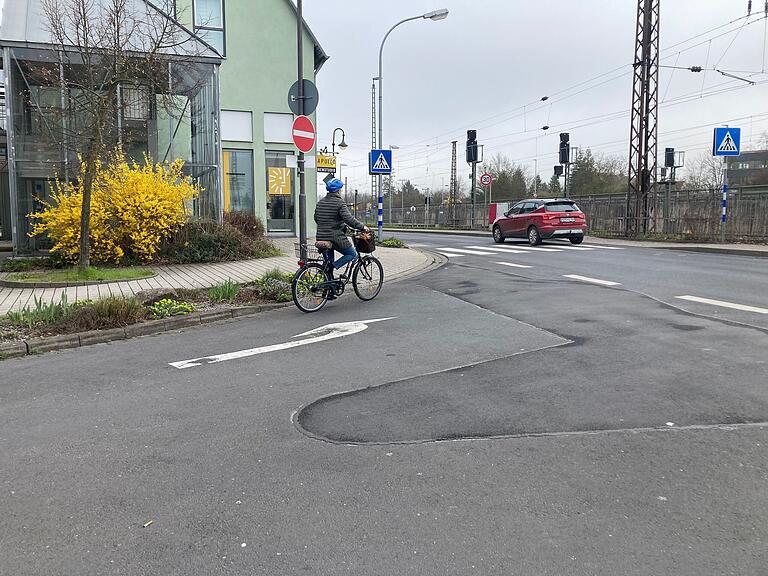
665 147 675 168
554 165 564 177
559 132 570 165
466 129 478 163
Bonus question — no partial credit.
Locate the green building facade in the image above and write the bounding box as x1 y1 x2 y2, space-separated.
172 0 328 237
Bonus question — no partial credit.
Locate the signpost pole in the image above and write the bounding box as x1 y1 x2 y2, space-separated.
721 157 728 243
296 0 307 260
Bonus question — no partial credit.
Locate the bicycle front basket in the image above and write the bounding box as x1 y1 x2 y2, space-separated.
354 233 376 253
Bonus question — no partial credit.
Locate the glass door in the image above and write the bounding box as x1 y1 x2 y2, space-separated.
265 150 295 233
223 149 254 214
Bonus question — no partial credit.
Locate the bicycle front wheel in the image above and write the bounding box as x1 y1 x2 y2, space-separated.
292 263 330 313
353 256 383 301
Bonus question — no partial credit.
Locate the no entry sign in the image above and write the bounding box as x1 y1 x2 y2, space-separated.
292 115 316 153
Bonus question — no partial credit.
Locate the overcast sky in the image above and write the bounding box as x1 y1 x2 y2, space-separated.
303 1 768 197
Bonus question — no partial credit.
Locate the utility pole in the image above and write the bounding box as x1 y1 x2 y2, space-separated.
371 79 378 233
296 0 307 259
450 141 458 227
626 0 660 237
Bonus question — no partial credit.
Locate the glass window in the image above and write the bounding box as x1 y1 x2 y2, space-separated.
507 202 524 216
195 0 223 27
545 202 580 212
196 28 224 54
521 202 538 213
224 150 254 214
265 151 295 233
194 0 225 55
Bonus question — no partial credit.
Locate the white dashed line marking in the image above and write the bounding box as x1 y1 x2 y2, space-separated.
466 245 529 254
437 247 495 256
675 295 768 315
563 274 622 287
495 262 533 269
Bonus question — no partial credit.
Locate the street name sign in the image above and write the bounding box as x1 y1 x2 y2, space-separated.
713 127 741 157
292 115 316 154
369 149 393 175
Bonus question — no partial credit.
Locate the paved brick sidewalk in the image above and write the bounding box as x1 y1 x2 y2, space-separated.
0 239 433 314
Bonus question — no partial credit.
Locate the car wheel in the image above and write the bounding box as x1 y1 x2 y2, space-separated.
527 226 541 246
493 225 505 243
569 236 584 245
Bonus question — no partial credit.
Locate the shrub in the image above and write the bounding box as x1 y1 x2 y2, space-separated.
381 237 406 248
30 150 197 264
149 298 195 318
161 220 253 263
255 279 291 302
224 211 266 240
161 219 281 263
58 297 146 331
1 258 44 273
208 279 240 303
251 269 292 302
261 268 295 283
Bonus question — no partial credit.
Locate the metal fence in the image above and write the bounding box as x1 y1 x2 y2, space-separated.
358 189 768 243
573 189 768 242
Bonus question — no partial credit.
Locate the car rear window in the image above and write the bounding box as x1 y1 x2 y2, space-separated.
545 202 580 212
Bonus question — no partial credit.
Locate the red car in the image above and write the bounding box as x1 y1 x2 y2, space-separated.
492 199 587 245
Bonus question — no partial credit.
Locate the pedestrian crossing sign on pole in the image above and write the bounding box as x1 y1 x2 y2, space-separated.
713 127 741 157
369 149 393 175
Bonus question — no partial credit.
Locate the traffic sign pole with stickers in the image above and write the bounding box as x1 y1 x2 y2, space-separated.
369 149 393 240
713 127 741 243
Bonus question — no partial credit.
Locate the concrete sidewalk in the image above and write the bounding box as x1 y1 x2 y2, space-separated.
0 239 434 314
385 227 768 257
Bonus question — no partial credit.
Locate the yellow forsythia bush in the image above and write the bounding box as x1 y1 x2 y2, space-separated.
30 152 197 263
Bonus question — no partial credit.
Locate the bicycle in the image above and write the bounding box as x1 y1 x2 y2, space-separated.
291 232 384 313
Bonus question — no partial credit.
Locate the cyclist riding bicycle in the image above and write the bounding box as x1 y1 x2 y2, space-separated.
314 178 370 282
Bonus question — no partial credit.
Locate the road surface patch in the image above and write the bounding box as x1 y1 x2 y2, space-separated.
675 295 768 315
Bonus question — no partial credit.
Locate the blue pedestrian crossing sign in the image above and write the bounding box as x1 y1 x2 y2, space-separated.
369 149 393 175
712 127 741 157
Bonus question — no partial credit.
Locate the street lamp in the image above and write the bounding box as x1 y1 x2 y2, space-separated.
376 8 448 238
331 127 347 155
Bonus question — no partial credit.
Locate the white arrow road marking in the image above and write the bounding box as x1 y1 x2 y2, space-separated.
675 296 768 314
169 317 396 369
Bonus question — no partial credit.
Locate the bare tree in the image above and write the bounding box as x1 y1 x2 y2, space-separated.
39 0 206 270
684 151 722 189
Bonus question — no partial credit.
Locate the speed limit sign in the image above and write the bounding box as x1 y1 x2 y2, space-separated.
480 172 493 186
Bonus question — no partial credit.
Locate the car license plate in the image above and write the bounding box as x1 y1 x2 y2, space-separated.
560 217 575 223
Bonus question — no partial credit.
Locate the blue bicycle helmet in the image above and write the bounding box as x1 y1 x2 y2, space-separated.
326 178 344 192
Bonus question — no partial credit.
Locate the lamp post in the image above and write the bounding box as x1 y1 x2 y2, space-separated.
331 128 347 156
377 8 448 238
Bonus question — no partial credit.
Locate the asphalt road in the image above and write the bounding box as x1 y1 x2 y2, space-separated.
1 233 767 575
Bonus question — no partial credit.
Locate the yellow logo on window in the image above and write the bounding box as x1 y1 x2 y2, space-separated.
268 167 291 196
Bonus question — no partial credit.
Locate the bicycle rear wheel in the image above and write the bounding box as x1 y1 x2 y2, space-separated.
292 263 330 313
353 256 383 301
